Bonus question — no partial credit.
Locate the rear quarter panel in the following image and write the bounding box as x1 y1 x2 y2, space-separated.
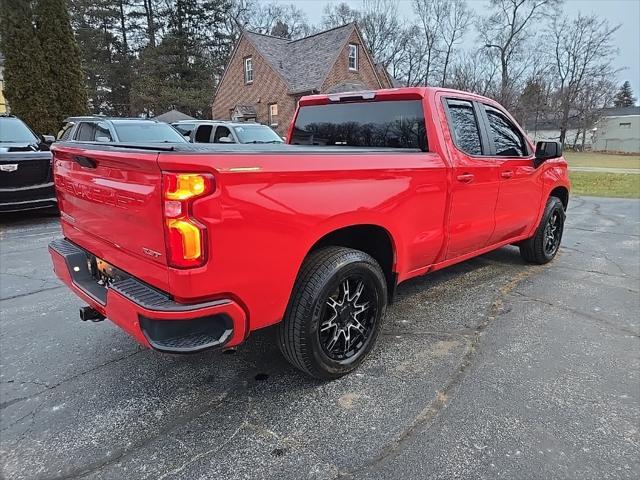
158 151 448 330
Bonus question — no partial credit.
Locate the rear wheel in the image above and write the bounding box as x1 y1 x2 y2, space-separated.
520 196 565 264
277 247 387 380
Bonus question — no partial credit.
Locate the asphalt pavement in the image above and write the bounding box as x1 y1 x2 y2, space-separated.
1 196 638 480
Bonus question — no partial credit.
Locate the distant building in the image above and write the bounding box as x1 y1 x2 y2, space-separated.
522 115 580 145
212 23 393 135
591 106 640 153
523 106 640 153
0 53 6 114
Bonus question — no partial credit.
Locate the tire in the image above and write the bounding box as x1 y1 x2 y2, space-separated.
519 196 565 264
277 247 388 380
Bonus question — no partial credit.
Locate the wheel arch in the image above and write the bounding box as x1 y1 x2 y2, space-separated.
307 224 398 301
550 185 569 210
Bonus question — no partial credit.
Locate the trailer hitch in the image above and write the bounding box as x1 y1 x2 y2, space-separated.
79 306 105 322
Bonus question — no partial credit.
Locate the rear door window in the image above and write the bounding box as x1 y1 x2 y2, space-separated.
445 99 483 156
94 122 113 142
291 100 427 151
58 123 75 140
194 125 213 143
483 106 527 156
75 122 97 141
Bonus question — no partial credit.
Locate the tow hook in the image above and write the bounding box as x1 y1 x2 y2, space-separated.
79 306 105 322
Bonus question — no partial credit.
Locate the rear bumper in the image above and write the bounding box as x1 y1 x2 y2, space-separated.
49 238 248 352
0 183 57 212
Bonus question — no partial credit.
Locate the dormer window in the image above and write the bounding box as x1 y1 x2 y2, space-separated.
348 44 358 71
244 57 253 84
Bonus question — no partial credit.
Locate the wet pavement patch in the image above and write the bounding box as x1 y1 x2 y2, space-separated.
1 198 638 479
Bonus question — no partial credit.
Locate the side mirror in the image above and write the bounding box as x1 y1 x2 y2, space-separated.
218 136 234 143
95 136 111 143
534 141 562 167
183 135 191 141
42 135 55 144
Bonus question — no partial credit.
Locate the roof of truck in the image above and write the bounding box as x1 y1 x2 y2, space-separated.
63 116 161 123
298 86 501 106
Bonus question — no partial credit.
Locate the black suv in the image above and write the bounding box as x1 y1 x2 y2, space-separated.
59 117 188 143
0 115 56 213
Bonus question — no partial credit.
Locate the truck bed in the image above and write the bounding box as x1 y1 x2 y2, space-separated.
55 141 424 155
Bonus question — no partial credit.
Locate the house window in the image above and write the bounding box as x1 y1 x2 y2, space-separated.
269 103 278 127
244 57 253 84
348 44 358 71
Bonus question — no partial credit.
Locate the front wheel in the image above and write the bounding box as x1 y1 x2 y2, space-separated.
520 196 565 264
277 247 388 380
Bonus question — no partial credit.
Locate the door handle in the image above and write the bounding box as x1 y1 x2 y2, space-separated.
456 173 474 183
501 170 514 179
74 155 97 169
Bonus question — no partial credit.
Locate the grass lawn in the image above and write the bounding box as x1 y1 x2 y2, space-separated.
564 151 640 169
569 171 640 198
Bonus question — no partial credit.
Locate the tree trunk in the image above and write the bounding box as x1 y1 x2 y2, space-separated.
441 45 452 87
119 0 128 55
559 103 571 145
500 51 509 106
144 0 156 48
572 128 581 150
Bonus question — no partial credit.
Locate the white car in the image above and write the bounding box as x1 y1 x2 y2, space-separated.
172 121 284 144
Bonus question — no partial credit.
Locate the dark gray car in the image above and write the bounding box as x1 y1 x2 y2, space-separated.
0 115 56 213
59 117 188 144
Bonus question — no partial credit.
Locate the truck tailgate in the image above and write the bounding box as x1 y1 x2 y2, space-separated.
53 145 168 280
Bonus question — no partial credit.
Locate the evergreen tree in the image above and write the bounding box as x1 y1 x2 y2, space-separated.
613 81 636 107
0 0 53 133
34 0 88 128
131 0 232 117
69 0 137 115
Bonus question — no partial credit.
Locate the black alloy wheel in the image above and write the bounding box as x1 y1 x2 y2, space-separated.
319 275 378 361
278 247 388 379
543 209 563 257
520 196 566 264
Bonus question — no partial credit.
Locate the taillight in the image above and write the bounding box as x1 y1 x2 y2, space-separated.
162 173 214 268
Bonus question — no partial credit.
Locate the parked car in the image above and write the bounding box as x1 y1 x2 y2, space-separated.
0 115 57 213
172 120 283 144
58 117 188 143
48 87 569 379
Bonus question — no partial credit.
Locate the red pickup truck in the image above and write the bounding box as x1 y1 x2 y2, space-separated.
49 87 569 379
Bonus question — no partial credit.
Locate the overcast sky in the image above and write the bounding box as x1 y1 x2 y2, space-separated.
278 0 640 92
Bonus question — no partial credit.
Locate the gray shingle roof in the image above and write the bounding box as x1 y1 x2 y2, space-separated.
244 24 357 94
153 109 195 123
600 106 640 117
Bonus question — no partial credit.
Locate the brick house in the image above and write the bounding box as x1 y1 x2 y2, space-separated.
211 23 393 135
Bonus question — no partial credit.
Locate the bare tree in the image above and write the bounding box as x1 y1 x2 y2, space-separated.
357 0 406 68
321 2 360 29
480 0 561 108
448 49 499 95
412 0 446 86
226 0 311 40
547 14 619 144
392 25 430 86
436 0 472 87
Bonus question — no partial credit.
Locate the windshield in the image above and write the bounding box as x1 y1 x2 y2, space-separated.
0 117 39 143
291 100 427 151
113 122 187 143
233 125 283 144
